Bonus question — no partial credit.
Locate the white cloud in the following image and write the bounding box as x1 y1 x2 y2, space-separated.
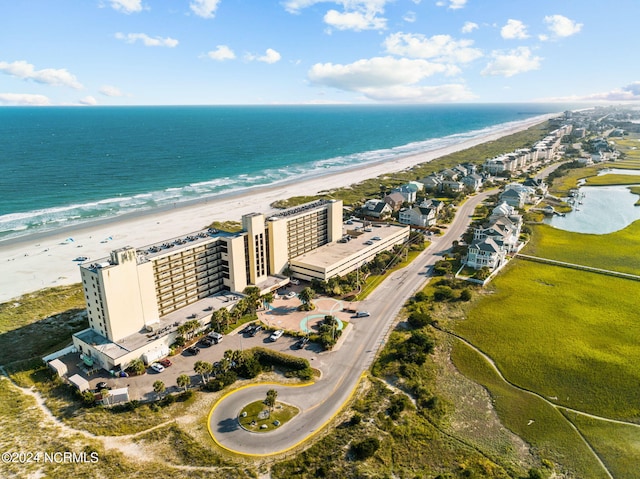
324 9 386 31
541 82 640 103
283 0 389 31
109 0 143 14
0 93 51 105
543 14 583 39
190 0 221 19
383 32 482 64
0 60 83 89
403 11 417 23
100 85 124 97
461 21 478 34
206 45 236 61
115 32 179 47
481 47 542 77
246 48 282 64
79 96 98 105
501 19 529 40
436 0 467 10
307 56 472 102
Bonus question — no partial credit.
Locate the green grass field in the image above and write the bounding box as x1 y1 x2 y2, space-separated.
585 173 640 186
523 221 640 275
451 340 610 479
454 259 640 420
562 412 640 479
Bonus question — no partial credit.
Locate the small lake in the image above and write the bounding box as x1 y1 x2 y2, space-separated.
545 185 640 234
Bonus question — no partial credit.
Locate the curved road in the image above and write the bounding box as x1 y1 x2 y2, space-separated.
208 190 494 455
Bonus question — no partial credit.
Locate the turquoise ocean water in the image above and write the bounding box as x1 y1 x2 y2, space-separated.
0 104 563 241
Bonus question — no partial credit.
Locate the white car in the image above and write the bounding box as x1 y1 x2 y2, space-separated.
355 311 370 318
286 291 296 299
269 329 284 341
207 331 223 343
290 278 300 285
150 362 165 373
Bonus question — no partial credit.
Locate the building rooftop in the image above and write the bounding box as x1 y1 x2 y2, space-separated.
290 220 408 270
268 199 334 220
74 292 241 361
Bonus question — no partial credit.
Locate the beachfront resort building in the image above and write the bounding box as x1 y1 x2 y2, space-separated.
70 198 407 372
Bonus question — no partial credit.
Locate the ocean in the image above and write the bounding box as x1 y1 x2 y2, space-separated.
0 104 562 241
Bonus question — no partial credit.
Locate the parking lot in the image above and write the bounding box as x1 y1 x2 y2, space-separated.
55 285 360 402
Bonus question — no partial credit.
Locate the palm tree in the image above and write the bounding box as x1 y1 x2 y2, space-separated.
194 360 213 384
261 291 274 311
265 389 278 417
153 380 165 400
298 287 315 310
243 286 261 313
177 374 190 393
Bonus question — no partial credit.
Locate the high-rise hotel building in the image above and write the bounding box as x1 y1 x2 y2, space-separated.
72 199 344 371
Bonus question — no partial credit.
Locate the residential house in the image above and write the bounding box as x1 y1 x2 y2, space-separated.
522 178 548 196
399 206 437 228
465 238 506 270
440 179 464 193
461 173 483 191
421 174 443 191
392 184 418 203
441 168 460 180
499 188 526 208
407 180 424 192
363 199 392 219
419 198 444 215
383 192 406 212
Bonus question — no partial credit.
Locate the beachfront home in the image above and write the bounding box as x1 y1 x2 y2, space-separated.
440 179 465 193
465 238 506 270
420 174 443 191
391 184 419 204
383 192 405 212
363 199 392 219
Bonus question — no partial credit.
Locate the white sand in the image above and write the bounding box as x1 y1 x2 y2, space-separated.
0 114 557 303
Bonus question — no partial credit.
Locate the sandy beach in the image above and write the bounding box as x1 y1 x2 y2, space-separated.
0 114 557 303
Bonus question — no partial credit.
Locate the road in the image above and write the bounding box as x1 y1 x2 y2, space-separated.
208 190 494 455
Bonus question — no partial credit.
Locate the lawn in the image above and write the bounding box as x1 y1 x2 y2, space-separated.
450 340 610 479
238 400 299 432
523 221 640 275
454 259 640 420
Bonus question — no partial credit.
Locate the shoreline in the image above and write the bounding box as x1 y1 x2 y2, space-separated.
0 113 557 303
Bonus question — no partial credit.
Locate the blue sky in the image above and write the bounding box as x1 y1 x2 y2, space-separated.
1 0 639 106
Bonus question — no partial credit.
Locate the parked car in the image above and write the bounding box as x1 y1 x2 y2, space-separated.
250 325 263 337
159 358 172 368
199 337 214 347
150 362 165 373
96 381 109 391
270 329 284 342
294 337 309 349
354 311 370 318
290 278 300 285
241 324 255 334
208 331 223 343
186 346 200 355
286 291 296 299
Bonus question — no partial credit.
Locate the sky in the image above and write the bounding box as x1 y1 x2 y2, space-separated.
1 0 639 106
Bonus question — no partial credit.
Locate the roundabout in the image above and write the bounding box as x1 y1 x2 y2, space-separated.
238 399 299 433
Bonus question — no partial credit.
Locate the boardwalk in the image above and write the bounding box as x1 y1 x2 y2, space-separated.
515 253 640 282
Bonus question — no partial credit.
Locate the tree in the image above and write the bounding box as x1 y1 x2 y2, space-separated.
261 291 274 311
153 380 165 400
127 358 146 376
177 374 190 392
243 286 261 313
459 288 472 301
194 360 213 384
298 287 315 311
265 389 278 417
407 311 432 329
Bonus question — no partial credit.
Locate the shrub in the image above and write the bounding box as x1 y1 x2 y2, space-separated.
351 437 380 460
407 311 432 329
253 347 309 371
459 289 472 301
433 285 455 301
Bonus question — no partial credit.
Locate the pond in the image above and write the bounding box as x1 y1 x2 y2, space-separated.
545 185 640 234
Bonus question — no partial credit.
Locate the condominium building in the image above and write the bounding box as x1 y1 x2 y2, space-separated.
72 199 344 371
